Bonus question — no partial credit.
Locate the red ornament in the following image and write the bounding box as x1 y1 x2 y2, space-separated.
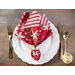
31 46 41 61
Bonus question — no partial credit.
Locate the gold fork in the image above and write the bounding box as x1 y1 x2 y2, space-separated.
7 25 13 59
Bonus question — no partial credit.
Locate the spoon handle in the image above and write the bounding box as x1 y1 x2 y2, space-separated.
64 39 67 54
60 41 63 60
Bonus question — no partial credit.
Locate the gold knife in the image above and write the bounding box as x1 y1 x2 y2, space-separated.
58 24 63 60
7 25 13 59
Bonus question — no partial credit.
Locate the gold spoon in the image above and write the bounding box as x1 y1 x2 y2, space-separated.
62 31 73 64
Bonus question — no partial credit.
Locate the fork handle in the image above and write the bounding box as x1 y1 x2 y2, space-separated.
9 36 13 59
60 41 63 60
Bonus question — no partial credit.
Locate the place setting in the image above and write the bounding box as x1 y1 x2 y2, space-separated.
7 10 73 65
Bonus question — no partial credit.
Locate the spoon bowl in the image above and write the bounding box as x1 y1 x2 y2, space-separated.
63 31 68 40
62 53 73 64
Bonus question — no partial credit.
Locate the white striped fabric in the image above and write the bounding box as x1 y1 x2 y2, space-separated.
23 11 41 28
20 11 50 29
40 14 50 26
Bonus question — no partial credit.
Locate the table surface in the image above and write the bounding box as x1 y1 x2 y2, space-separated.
0 9 75 66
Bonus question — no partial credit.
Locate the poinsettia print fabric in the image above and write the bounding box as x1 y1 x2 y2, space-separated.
31 49 41 61
15 10 53 45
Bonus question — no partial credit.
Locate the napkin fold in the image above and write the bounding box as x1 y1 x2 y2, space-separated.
15 10 53 45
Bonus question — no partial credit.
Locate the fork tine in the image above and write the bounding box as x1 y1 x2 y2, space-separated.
7 25 12 34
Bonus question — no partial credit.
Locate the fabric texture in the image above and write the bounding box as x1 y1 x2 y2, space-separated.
15 11 53 45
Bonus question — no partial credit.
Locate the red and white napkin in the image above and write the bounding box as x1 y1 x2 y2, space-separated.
15 10 53 61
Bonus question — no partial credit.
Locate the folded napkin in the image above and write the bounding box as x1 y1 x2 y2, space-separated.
15 11 53 45
15 10 53 61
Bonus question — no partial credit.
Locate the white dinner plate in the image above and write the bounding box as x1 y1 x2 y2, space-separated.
12 22 60 65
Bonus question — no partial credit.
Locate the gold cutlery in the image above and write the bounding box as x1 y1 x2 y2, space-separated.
7 25 13 59
62 31 73 64
58 24 63 60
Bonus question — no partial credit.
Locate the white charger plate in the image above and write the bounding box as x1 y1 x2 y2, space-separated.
12 22 60 65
